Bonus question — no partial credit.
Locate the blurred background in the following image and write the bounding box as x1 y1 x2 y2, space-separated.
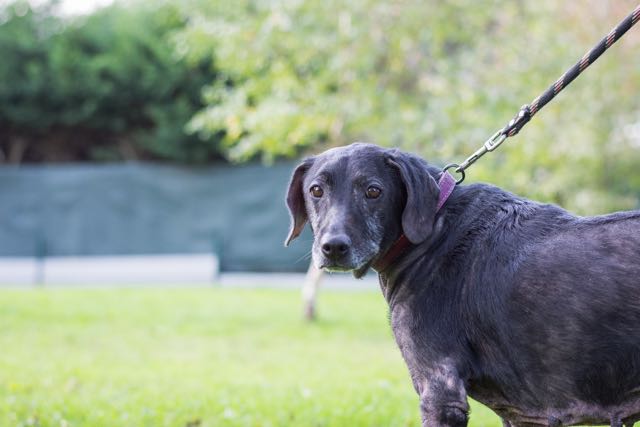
1 0 639 425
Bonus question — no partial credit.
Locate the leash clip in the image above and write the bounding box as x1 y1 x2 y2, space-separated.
455 129 507 177
484 129 508 151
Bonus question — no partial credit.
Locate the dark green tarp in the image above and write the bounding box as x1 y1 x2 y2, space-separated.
0 162 312 272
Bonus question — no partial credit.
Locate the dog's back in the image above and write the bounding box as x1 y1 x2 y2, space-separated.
456 190 640 425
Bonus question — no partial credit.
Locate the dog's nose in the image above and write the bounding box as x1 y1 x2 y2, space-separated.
321 235 351 259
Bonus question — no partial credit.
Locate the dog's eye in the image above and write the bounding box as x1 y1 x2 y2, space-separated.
366 186 381 199
310 185 324 198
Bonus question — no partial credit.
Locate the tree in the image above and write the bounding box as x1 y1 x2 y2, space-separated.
178 0 640 213
0 1 221 163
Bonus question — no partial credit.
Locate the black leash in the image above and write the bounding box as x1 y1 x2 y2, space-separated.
446 4 640 184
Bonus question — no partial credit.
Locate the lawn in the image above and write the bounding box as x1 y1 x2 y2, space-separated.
0 288 502 427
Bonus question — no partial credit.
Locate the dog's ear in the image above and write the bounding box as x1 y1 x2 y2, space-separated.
387 151 440 244
285 158 314 246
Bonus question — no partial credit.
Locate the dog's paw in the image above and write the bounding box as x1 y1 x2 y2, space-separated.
438 406 468 427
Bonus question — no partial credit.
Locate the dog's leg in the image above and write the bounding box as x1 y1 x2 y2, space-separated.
301 263 323 321
391 307 468 427
611 415 622 427
417 365 469 427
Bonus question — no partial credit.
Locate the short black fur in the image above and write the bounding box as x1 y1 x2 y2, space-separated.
285 143 640 427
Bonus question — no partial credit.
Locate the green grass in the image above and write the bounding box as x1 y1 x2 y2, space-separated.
0 288 502 427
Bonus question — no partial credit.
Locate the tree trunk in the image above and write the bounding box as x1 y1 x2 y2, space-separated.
118 138 139 161
7 136 28 165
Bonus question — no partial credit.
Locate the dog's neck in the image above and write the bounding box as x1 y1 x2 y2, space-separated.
373 170 457 273
374 180 486 304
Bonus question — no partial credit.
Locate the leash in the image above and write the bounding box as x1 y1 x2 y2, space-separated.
443 4 640 184
375 5 640 272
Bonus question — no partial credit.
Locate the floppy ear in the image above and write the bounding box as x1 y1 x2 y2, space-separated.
284 158 314 246
387 151 440 244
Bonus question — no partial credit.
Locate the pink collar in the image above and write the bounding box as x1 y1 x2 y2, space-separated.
373 171 457 272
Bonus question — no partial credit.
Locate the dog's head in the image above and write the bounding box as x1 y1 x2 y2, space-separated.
285 143 441 277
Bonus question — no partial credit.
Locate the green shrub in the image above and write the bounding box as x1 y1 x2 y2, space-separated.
0 1 220 163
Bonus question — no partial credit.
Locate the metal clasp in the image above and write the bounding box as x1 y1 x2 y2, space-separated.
455 129 507 175
442 163 465 184
484 129 507 152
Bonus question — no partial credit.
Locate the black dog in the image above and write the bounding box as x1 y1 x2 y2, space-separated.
285 143 640 427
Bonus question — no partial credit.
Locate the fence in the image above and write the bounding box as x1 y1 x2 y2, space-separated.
0 162 312 277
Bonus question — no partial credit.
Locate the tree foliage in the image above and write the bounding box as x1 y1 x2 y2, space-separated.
179 0 640 213
1 0 639 213
0 1 220 163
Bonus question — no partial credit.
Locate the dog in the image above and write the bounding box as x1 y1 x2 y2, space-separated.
285 142 640 427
